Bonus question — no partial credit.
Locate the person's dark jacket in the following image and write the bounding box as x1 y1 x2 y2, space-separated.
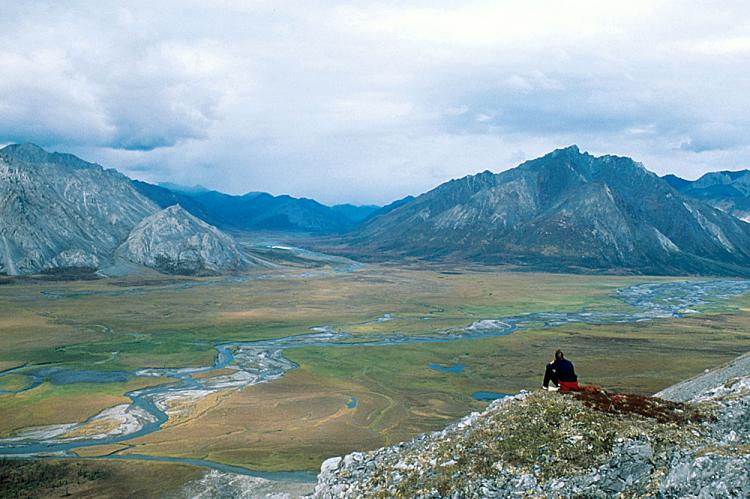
543 358 577 387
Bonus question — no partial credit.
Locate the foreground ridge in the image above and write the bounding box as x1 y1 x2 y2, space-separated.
313 354 750 498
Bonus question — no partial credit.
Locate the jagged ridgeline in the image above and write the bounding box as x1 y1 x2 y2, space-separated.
351 146 750 276
5 143 750 276
0 144 248 275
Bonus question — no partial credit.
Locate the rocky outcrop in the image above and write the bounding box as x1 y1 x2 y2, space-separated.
117 205 248 275
313 354 750 498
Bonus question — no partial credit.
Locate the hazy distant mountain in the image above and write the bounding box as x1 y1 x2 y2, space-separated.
117 205 248 275
156 182 210 195
663 171 750 222
135 182 378 232
661 174 693 191
190 191 351 232
363 195 416 221
353 146 750 276
0 144 250 275
0 144 158 275
131 180 212 221
330 203 380 224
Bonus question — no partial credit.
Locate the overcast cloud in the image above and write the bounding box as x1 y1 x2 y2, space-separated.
1 1 749 204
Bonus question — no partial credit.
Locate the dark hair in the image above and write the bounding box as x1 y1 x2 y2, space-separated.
555 349 564 361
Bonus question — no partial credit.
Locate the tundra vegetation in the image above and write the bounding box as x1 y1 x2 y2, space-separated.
1 264 749 483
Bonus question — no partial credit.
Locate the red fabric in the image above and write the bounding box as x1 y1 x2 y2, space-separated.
559 381 581 392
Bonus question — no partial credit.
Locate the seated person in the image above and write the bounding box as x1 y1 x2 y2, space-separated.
542 349 580 391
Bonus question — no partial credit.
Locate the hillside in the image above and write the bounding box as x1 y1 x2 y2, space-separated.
352 146 750 276
664 170 750 222
313 353 750 498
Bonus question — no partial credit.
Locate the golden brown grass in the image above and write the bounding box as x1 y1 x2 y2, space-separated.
0 266 747 473
0 377 172 437
123 369 387 471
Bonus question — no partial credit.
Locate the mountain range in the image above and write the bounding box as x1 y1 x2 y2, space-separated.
0 144 251 275
664 170 750 222
349 146 750 276
4 143 750 277
132 181 379 233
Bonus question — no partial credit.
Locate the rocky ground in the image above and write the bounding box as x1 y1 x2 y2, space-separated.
312 354 750 498
179 470 313 499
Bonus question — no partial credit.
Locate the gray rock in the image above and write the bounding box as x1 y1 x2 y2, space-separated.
50 249 101 269
656 351 750 402
117 205 249 275
0 144 157 274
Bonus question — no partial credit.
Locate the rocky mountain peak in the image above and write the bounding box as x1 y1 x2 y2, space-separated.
521 146 652 183
161 204 189 217
553 143 582 156
0 145 158 275
0 143 100 171
353 147 750 275
0 143 49 161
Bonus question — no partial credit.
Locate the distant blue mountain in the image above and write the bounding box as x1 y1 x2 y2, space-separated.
156 182 210 195
133 181 381 232
663 170 750 222
661 174 692 191
330 204 380 224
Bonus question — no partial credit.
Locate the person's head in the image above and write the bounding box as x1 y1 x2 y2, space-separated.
554 349 564 361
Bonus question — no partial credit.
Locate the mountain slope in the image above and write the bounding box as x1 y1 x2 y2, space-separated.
116 205 248 275
330 203 380 224
353 146 750 275
0 144 158 274
664 170 750 222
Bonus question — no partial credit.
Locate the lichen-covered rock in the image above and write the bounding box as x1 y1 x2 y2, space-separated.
313 355 750 498
117 205 248 275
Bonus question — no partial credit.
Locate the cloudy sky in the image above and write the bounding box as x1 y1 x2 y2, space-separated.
1 1 749 204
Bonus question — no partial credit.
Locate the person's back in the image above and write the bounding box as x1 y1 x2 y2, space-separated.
543 350 579 391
